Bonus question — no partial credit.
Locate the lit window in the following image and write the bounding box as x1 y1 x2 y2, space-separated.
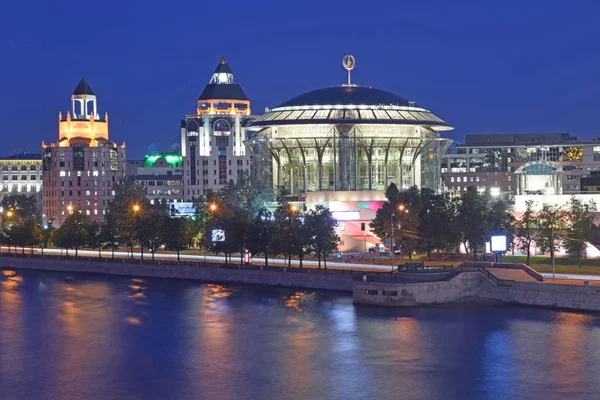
451 177 455 182
59 171 66 177
469 177 473 182
476 177 480 182
93 171 99 176
508 176 512 181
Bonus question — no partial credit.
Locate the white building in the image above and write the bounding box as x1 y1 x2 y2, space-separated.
181 58 255 199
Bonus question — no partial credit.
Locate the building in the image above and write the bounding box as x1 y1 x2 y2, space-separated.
246 56 453 251
126 152 184 205
0 152 43 204
42 78 126 226
181 58 255 199
442 133 600 199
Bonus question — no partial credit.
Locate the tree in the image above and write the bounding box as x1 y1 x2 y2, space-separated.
247 209 276 268
419 190 459 259
305 204 339 269
99 212 121 259
86 221 102 258
54 213 90 256
273 197 305 268
515 200 537 265
456 186 490 260
40 220 55 256
564 197 596 266
137 210 167 262
9 218 39 254
107 178 153 258
536 203 567 272
164 217 193 263
488 201 516 251
1 194 41 224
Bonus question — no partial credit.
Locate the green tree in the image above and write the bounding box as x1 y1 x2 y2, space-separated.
564 197 596 266
536 203 567 272
9 218 39 254
86 221 102 258
273 198 304 268
99 212 121 259
456 186 490 260
40 220 55 256
1 194 41 224
164 217 193 263
419 190 459 259
247 209 276 268
54 213 90 256
515 200 537 265
137 210 167 262
488 201 516 250
305 204 339 269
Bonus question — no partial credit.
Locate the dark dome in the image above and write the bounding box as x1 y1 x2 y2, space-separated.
276 86 410 108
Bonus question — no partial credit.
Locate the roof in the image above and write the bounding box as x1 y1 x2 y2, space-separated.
73 78 95 95
0 152 42 160
276 86 411 108
198 58 249 101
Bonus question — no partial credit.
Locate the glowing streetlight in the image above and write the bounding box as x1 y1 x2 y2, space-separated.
132 204 141 212
6 210 13 218
67 205 74 212
209 203 217 212
290 205 298 212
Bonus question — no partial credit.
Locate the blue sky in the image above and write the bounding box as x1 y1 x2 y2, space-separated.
1 0 599 158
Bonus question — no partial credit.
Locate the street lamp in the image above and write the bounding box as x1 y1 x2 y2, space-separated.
132 204 141 212
204 203 217 262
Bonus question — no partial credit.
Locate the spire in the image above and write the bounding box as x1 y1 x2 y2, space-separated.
73 77 95 95
198 57 248 101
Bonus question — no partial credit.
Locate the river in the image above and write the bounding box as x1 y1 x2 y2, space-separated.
1 268 600 400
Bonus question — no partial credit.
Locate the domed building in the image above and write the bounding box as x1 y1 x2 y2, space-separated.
246 58 453 251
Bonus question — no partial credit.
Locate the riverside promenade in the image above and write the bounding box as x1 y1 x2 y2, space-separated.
3 253 600 312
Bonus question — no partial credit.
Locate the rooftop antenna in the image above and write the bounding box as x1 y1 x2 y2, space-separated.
342 55 356 87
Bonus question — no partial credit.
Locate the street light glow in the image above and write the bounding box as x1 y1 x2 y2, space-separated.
132 204 140 212
209 203 217 212
291 205 298 212
6 210 13 217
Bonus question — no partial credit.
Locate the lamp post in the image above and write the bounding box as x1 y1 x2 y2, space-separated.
132 204 141 260
5 210 13 254
204 203 217 263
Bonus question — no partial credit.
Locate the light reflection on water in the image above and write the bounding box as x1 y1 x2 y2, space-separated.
2 269 600 400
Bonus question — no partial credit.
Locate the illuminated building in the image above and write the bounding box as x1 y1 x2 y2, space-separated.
442 133 600 199
247 56 453 251
126 152 184 205
0 152 42 203
42 78 126 226
181 58 254 199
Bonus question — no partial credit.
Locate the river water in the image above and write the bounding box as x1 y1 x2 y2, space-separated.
2 269 600 400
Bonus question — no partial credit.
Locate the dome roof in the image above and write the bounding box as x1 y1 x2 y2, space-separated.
277 86 410 108
248 85 452 131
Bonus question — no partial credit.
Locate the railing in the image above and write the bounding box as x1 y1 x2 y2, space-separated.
0 250 393 279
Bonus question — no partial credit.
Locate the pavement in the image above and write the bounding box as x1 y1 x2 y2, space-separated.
2 247 599 282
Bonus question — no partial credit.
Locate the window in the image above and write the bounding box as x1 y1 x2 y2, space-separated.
451 177 455 182
469 177 473 182
457 177 461 183
361 222 366 231
476 176 480 182
508 176 512 182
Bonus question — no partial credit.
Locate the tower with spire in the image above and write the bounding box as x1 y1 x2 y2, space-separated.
41 78 126 227
180 58 255 199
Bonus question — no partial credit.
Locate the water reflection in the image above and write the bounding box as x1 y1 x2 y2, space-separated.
3 270 600 400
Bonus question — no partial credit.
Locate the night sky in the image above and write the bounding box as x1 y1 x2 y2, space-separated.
1 0 599 159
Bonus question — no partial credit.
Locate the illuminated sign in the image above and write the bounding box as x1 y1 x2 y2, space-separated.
490 235 507 252
331 211 360 221
171 202 196 216
212 229 225 242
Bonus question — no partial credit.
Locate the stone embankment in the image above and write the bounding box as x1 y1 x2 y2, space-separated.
354 262 600 312
0 256 355 292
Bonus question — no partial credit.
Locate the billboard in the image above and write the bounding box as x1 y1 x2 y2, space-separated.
212 229 225 242
490 235 507 252
171 202 196 217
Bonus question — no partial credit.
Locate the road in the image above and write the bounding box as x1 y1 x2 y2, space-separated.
2 247 599 281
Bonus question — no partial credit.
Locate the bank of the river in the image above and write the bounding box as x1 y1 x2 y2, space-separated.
0 255 356 292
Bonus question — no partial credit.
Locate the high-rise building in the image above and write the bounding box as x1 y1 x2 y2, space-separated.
0 152 43 204
42 78 126 226
181 58 254 199
441 133 600 199
126 152 184 205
